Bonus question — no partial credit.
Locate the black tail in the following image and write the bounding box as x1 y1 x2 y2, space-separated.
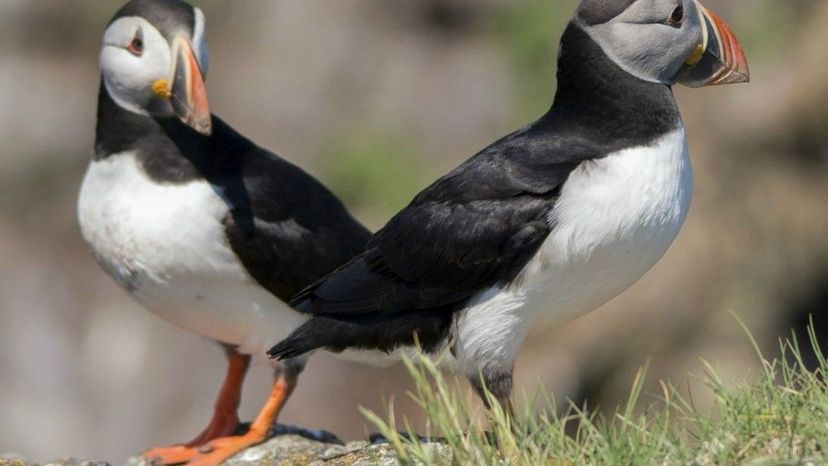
267 310 453 360
267 321 321 360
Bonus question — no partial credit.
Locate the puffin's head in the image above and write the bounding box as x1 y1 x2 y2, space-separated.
575 0 749 87
100 0 211 134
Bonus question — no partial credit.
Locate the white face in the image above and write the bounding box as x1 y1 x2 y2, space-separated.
578 0 705 85
100 17 173 116
99 8 208 118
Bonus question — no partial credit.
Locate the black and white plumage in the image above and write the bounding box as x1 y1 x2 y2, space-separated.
81 87 369 353
269 0 748 407
78 0 369 463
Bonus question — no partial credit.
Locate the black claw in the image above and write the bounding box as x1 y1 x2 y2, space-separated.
269 423 344 445
197 444 214 454
233 420 343 445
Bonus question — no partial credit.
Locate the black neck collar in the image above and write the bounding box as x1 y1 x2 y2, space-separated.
94 81 249 182
539 24 681 147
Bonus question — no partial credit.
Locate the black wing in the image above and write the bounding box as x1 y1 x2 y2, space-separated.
298 190 556 315
293 122 595 314
268 121 602 358
204 118 371 302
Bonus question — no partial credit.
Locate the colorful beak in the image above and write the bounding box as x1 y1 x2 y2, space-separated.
676 1 750 88
167 37 211 135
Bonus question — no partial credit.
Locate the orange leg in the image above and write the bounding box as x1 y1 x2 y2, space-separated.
143 348 251 465
184 364 299 466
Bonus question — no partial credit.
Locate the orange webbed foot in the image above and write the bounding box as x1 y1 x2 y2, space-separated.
183 372 294 466
142 414 241 464
143 349 250 465
184 431 266 466
142 445 201 465
144 358 295 466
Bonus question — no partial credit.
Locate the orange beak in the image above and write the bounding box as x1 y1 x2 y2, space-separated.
170 37 211 135
677 1 750 88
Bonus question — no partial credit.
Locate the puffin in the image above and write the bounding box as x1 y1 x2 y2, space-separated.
269 0 749 415
77 0 370 464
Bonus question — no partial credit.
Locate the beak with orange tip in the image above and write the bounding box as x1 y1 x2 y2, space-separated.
153 37 212 135
676 1 750 88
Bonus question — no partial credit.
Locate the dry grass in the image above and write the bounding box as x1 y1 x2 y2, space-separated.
363 317 828 465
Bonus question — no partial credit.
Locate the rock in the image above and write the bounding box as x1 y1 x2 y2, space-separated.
1 458 110 466
129 435 453 466
3 433 453 466
44 461 110 466
0 456 29 466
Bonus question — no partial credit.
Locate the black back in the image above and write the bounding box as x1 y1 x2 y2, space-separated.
267 22 681 360
94 83 371 301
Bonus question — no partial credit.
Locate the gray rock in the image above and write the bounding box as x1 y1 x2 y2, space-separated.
0 457 30 466
3 435 453 466
1 458 111 466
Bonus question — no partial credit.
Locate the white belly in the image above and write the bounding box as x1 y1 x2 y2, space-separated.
521 126 693 318
453 127 693 373
77 152 306 357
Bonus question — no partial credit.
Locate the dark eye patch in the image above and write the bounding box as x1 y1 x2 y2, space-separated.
669 2 684 26
127 27 144 56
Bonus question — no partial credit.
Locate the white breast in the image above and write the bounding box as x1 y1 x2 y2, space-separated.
521 125 694 318
77 152 305 358
451 127 693 374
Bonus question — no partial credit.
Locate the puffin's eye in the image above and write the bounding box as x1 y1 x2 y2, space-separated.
669 4 684 26
127 30 144 56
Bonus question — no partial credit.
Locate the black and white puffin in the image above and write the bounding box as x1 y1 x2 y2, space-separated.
77 0 370 464
269 0 749 414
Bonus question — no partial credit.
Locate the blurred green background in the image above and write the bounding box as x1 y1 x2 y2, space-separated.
0 0 825 462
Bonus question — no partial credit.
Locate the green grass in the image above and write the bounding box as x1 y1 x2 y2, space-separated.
361 318 828 465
